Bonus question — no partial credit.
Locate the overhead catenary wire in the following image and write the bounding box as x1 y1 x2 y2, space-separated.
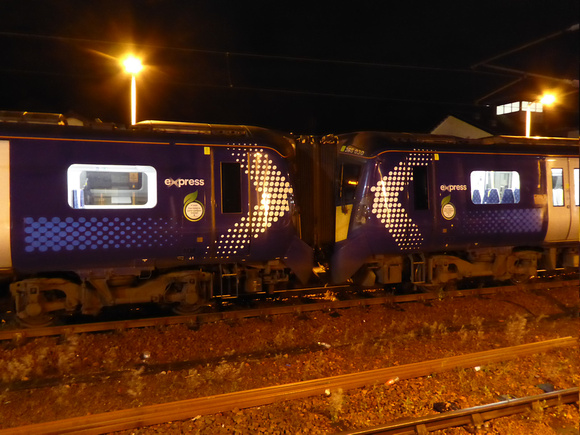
0 29 576 111
470 23 580 103
0 31 517 108
0 31 514 77
471 23 579 69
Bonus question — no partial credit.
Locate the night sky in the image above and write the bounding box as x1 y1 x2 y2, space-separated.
1 1 578 134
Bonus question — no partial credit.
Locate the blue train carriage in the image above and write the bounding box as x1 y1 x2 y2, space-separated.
0 117 312 324
329 132 579 288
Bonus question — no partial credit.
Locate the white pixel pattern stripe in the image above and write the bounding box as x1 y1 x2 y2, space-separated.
370 152 432 251
215 148 292 258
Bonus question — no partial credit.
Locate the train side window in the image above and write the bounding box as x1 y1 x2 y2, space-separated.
413 166 429 210
551 168 564 207
221 162 242 213
67 164 157 209
470 170 520 205
340 164 361 203
574 168 579 206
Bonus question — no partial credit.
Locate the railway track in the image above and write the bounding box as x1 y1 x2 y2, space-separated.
0 278 577 342
339 387 580 434
2 312 577 394
0 337 575 435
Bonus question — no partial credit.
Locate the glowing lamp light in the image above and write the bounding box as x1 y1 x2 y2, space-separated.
525 93 557 137
122 56 143 125
540 94 556 106
123 56 143 75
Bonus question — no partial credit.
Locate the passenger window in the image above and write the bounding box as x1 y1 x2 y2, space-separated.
67 164 157 209
551 168 564 207
574 168 579 206
470 170 520 205
221 162 242 213
413 166 429 210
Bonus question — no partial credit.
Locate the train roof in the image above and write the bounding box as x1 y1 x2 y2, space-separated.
0 113 295 158
334 131 579 159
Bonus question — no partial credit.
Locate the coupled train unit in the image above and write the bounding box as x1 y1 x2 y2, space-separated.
0 112 578 324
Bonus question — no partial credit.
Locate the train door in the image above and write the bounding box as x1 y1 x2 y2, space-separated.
0 140 10 270
212 147 252 258
545 158 578 241
573 164 580 238
569 161 579 239
335 161 362 242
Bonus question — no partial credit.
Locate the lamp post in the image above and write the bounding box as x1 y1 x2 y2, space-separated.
123 56 143 125
525 94 555 137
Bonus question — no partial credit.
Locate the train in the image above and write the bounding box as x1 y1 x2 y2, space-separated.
0 112 578 324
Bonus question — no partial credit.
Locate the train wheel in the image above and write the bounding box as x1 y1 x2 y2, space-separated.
510 273 532 284
173 302 205 315
509 249 540 284
18 312 54 328
11 289 55 327
421 279 457 295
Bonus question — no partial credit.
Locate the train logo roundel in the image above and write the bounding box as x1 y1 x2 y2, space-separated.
441 195 456 220
183 191 205 222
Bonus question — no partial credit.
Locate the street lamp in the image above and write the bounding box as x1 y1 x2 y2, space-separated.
123 56 143 125
525 93 556 137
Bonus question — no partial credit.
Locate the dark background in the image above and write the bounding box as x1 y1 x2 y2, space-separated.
1 1 578 134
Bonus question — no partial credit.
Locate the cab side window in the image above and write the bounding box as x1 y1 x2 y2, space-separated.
340 163 361 204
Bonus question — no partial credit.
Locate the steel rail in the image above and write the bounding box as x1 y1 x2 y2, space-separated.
0 278 577 342
338 388 580 434
0 337 576 435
